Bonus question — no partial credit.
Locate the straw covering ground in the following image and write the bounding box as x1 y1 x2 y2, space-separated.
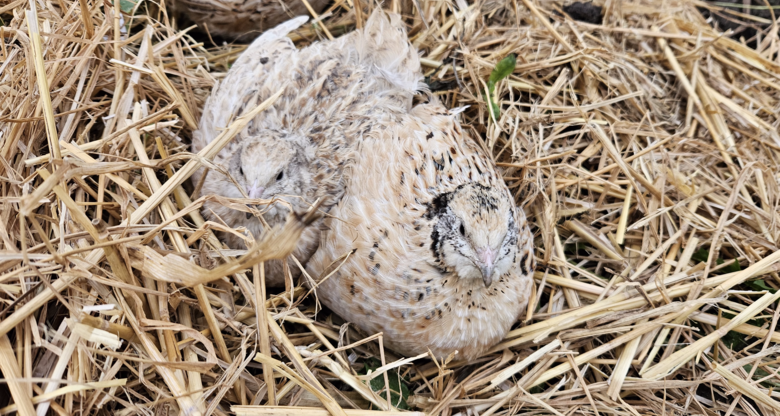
2 0 780 414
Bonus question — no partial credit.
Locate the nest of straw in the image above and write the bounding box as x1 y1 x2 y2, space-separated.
2 0 780 414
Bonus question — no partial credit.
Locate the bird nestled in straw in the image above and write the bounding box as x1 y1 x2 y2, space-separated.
194 8 535 360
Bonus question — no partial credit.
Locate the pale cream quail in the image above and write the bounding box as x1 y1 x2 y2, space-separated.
192 10 423 285
306 100 536 361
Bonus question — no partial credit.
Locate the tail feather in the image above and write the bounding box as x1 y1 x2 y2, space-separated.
356 10 423 93
234 15 309 66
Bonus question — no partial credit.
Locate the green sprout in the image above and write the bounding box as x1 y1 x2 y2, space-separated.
362 357 411 410
486 53 516 121
691 248 741 274
119 0 137 14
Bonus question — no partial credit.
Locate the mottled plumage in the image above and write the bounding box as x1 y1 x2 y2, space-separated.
307 101 536 361
192 11 422 285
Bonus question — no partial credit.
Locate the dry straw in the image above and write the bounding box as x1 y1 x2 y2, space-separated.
2 0 780 414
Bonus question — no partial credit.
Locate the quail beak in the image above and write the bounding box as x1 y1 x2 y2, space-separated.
477 248 497 287
247 180 265 200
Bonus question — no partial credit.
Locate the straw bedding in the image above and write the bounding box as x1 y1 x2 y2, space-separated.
2 0 780 414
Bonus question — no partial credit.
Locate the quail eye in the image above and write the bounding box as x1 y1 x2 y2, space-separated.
276 171 284 181
459 223 465 236
239 166 244 176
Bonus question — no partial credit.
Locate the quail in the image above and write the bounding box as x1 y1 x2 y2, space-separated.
306 100 536 361
192 10 423 285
